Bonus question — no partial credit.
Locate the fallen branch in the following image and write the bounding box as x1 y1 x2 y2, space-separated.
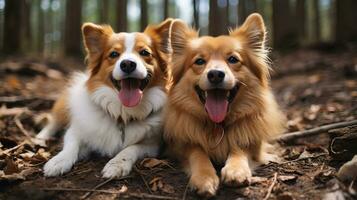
278 120 357 142
14 117 33 138
281 152 328 165
135 167 152 194
263 172 278 200
182 180 190 200
80 178 114 199
42 188 179 200
1 141 27 155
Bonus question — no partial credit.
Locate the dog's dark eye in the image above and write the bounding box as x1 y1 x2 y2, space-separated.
194 58 206 65
109 51 120 58
139 49 150 57
227 56 239 64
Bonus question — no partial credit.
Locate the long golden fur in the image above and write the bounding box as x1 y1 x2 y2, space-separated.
163 13 286 196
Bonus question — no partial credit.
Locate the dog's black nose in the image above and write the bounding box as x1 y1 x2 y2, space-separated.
120 60 136 74
207 70 225 84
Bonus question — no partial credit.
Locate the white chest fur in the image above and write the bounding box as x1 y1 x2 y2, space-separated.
68 73 166 157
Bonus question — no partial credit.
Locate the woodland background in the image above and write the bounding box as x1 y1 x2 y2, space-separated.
1 0 357 58
0 0 357 200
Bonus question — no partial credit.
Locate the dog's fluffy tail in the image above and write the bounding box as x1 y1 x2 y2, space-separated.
36 93 69 140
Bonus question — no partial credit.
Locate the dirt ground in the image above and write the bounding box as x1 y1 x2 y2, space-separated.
0 48 356 200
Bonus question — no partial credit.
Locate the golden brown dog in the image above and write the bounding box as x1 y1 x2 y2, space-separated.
163 13 286 196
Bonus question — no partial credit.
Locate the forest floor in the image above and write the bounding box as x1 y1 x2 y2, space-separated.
0 48 356 200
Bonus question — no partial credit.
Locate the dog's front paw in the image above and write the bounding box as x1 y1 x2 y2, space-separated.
221 164 252 186
102 159 132 178
43 155 74 177
190 172 219 198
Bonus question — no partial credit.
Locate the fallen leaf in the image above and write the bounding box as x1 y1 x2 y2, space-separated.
118 185 128 193
149 176 174 193
149 177 163 192
250 176 268 184
6 75 22 90
31 148 51 163
140 158 169 169
278 175 297 182
46 69 63 80
161 183 175 194
19 151 35 160
304 104 321 121
0 168 38 183
4 157 20 175
0 105 30 117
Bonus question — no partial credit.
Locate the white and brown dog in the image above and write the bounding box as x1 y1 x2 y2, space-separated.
37 20 172 178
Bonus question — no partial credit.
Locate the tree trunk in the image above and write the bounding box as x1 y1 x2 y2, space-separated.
3 0 23 55
164 0 169 19
272 0 297 49
140 0 148 31
238 0 257 25
335 0 357 43
36 0 44 55
116 0 127 32
100 0 109 23
64 0 82 57
312 0 320 42
21 0 32 52
296 0 306 44
193 0 199 28
209 0 228 36
238 0 247 25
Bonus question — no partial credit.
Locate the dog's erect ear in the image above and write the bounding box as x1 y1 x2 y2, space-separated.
145 19 197 84
230 13 266 51
82 23 113 55
168 19 198 84
82 23 113 74
230 13 270 86
144 18 174 54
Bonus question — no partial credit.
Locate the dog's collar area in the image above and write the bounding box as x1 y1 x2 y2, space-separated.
209 122 225 150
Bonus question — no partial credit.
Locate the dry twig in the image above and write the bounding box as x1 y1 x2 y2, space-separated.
182 180 190 200
135 167 153 194
263 172 278 200
80 177 114 199
278 120 357 142
42 188 179 199
280 152 328 165
14 117 32 138
1 141 27 155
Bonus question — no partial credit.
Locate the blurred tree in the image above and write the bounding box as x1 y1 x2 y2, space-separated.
193 0 199 28
336 0 357 43
209 0 228 36
100 0 109 23
238 0 246 25
140 0 148 31
64 0 82 57
164 0 169 19
272 0 297 48
36 0 44 54
22 0 32 52
116 0 127 32
312 0 320 42
3 0 23 55
238 0 257 25
296 0 306 44
209 0 219 36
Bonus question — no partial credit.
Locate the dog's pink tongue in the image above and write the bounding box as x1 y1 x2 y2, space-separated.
119 79 142 107
204 90 228 123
